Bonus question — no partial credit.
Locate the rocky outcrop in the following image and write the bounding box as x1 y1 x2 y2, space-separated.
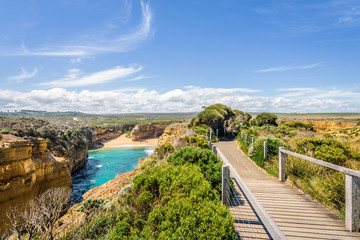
83 127 123 148
64 147 88 174
157 123 197 148
131 123 168 141
0 134 71 235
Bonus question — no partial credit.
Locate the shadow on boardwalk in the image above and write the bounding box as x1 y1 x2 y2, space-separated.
229 177 272 240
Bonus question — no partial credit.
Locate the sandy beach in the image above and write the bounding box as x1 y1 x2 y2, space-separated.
100 134 158 148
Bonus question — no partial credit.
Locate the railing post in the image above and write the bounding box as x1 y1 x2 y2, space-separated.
212 145 217 156
216 129 219 138
231 127 234 136
209 141 212 150
279 147 286 182
222 165 230 206
264 141 268 159
252 137 255 145
210 130 212 141
224 127 226 135
345 174 360 232
241 131 244 138
245 134 249 145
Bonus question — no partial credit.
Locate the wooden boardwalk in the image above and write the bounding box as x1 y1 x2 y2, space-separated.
216 140 360 240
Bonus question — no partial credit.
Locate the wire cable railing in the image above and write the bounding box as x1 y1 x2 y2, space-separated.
279 147 360 232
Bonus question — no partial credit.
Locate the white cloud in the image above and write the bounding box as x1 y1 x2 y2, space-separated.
40 65 142 87
7 68 38 83
337 7 360 25
5 1 153 57
257 62 323 72
70 56 95 64
1 86 359 113
122 75 155 82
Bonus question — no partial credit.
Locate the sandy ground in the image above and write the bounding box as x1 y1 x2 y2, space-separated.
99 134 158 148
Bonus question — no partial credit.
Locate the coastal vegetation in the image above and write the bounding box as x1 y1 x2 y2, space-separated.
236 114 360 217
58 146 236 239
3 106 360 239
189 104 253 135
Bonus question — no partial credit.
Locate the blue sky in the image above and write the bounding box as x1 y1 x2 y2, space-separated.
1 0 360 113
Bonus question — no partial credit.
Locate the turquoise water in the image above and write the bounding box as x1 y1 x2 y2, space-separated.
71 146 155 203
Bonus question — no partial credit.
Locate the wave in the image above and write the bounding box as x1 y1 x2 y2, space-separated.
96 165 103 168
145 148 155 155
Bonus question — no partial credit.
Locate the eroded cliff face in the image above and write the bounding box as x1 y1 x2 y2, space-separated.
131 123 168 141
0 134 71 235
83 128 123 148
157 122 197 148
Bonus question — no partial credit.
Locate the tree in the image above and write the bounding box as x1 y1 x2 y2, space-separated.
5 205 23 240
5 187 71 240
38 187 71 240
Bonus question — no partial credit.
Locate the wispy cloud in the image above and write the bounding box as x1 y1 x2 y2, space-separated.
257 62 323 72
40 65 142 87
277 88 316 91
5 1 153 57
69 56 95 64
7 68 38 83
122 75 155 82
337 7 360 25
1 86 359 113
276 87 360 99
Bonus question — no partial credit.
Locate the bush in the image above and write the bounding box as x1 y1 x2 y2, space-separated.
283 122 315 131
254 113 278 126
190 124 212 135
155 143 175 159
76 198 104 212
167 146 223 193
190 104 235 131
109 164 236 239
180 134 209 149
296 138 348 165
248 137 285 167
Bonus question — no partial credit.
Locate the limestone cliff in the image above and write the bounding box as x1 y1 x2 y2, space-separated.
83 127 123 148
157 123 197 148
131 123 168 141
0 134 71 235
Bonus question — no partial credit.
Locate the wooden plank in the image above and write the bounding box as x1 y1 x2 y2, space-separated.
216 141 360 239
218 149 288 240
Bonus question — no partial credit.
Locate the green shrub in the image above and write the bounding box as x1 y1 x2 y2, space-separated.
167 146 222 193
283 122 315 131
254 113 278 126
190 104 235 131
127 164 235 239
155 143 175 159
190 124 212 135
180 134 209 149
76 198 105 212
248 137 285 167
296 138 348 165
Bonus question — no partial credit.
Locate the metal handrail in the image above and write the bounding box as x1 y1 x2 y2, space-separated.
279 147 360 232
279 148 360 178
